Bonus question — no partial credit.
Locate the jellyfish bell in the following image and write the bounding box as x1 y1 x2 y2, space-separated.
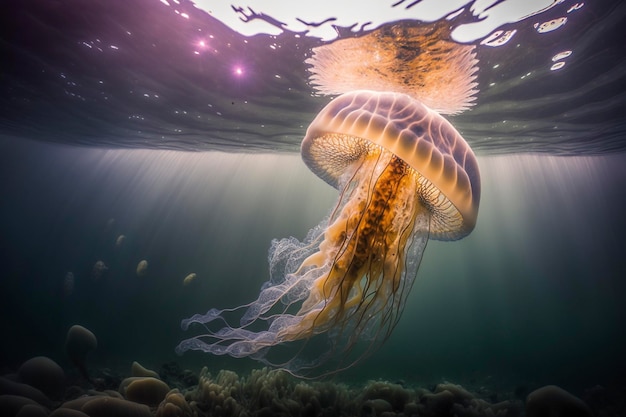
302 90 480 239
177 90 480 376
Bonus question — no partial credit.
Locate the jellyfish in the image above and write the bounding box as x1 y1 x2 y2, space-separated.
177 90 480 375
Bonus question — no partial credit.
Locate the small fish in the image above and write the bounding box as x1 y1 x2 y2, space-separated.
115 234 126 247
183 273 197 286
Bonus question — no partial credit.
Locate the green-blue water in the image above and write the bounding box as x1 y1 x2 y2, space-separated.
1 0 625 415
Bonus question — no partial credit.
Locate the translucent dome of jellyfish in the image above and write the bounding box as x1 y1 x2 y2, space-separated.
177 23 481 376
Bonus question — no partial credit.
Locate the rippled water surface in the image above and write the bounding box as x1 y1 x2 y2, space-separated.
2 0 624 154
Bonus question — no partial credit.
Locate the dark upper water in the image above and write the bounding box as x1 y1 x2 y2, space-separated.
1 0 625 154
0 0 625 405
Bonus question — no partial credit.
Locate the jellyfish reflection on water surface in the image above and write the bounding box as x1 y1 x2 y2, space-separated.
177 90 480 375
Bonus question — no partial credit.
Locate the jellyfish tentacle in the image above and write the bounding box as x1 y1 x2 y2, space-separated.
176 148 429 372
